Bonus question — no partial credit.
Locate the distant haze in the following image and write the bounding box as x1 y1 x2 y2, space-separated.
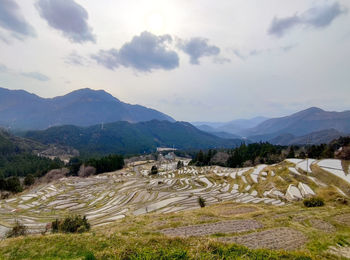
196 107 350 144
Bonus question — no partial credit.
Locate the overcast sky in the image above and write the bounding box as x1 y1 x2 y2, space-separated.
0 0 349 121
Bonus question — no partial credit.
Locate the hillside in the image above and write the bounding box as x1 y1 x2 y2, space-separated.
0 129 50 155
269 129 347 145
246 107 350 140
1 158 350 259
0 130 67 178
0 87 174 130
24 120 243 155
195 108 350 143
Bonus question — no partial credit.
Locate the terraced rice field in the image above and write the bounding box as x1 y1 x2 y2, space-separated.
0 158 349 238
161 219 263 237
219 227 307 250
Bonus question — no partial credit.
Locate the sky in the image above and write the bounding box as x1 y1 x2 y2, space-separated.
0 0 349 122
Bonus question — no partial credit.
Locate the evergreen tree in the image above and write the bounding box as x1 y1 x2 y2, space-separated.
24 174 35 186
227 151 243 168
68 158 83 176
287 146 295 158
196 150 204 165
177 160 184 169
299 151 306 159
0 174 6 191
5 176 22 193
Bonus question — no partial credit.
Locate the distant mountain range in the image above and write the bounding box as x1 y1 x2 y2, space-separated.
192 125 242 140
194 107 350 145
24 120 243 156
1 87 349 147
193 117 268 136
246 107 350 136
0 87 174 130
246 107 350 143
269 129 347 145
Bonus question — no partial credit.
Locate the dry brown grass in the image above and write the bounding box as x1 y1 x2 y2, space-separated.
311 164 350 197
342 160 350 174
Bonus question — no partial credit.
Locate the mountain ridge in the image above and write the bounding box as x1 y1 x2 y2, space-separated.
268 128 348 145
0 87 175 130
193 107 350 144
24 120 243 156
246 107 350 139
192 116 269 135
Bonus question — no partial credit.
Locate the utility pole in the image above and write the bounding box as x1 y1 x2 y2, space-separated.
306 135 312 174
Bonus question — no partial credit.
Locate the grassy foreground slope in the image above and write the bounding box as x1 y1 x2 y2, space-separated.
1 201 350 259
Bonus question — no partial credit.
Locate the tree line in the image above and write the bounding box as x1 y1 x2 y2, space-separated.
190 137 350 168
0 154 125 195
67 154 125 176
0 133 65 194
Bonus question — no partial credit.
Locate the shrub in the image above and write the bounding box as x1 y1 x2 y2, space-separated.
303 197 325 207
6 220 27 238
84 252 96 260
198 196 206 208
51 215 90 233
52 219 59 233
150 165 158 175
5 176 22 193
68 158 83 176
335 197 348 205
24 174 35 186
177 160 184 169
